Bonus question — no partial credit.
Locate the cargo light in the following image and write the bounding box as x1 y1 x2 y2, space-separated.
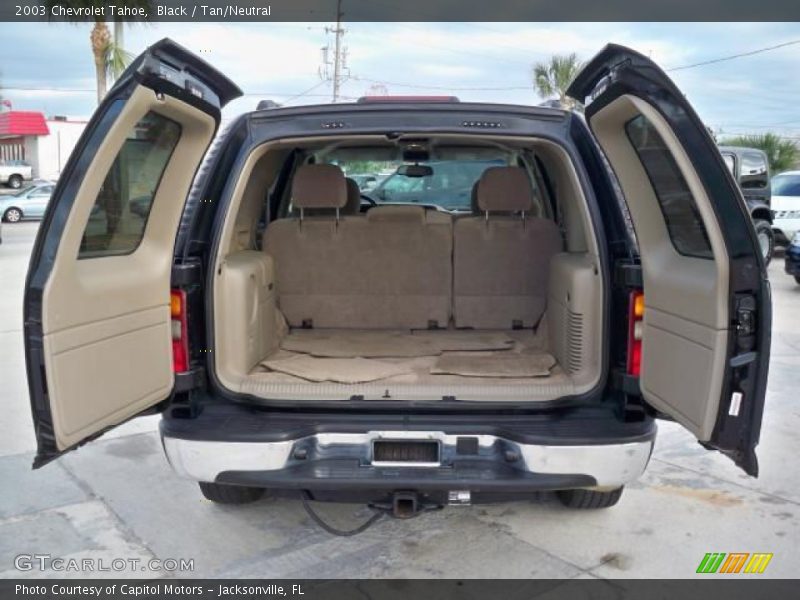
170 289 189 373
627 290 645 377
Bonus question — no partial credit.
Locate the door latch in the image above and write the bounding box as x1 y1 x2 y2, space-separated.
736 306 754 336
734 295 757 353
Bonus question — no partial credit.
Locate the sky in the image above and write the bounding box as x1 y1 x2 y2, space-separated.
1 21 800 140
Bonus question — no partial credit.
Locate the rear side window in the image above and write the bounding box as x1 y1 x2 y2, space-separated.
625 115 713 259
79 111 181 258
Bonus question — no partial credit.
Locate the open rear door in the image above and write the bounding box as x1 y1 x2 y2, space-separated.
569 45 771 476
24 39 241 467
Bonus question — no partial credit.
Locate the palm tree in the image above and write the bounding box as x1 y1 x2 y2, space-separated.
106 20 134 84
724 133 800 174
532 54 584 110
47 1 149 105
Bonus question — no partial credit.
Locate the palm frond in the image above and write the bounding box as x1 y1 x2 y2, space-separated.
104 40 133 81
531 53 584 109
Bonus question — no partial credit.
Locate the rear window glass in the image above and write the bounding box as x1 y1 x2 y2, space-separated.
625 115 713 259
740 151 768 189
79 111 181 258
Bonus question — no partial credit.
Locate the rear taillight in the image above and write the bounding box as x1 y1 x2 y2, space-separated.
627 290 644 377
170 289 189 373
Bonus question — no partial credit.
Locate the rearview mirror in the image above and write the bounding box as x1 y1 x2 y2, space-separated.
397 164 433 178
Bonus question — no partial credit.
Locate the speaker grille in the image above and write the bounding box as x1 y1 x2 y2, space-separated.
566 308 584 374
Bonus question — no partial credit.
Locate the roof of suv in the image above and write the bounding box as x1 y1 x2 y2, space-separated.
249 100 570 120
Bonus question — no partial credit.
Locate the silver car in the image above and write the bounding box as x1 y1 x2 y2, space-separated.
0 181 55 222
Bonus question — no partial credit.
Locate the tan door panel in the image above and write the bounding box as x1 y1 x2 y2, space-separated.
41 86 215 450
589 94 730 440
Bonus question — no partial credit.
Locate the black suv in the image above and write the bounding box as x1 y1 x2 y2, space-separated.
23 41 770 516
718 145 774 263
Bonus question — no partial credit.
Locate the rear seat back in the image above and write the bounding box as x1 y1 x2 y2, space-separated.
453 166 562 329
265 165 452 329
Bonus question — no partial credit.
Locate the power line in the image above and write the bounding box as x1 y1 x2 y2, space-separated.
280 81 331 105
667 39 800 71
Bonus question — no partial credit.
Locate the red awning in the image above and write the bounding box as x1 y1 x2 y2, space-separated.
0 111 50 137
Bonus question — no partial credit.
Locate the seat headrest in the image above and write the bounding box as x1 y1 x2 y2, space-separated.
476 166 533 213
344 177 361 215
470 180 480 214
292 164 347 209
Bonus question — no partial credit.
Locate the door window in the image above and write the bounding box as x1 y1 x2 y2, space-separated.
625 115 713 259
79 111 181 258
32 185 53 197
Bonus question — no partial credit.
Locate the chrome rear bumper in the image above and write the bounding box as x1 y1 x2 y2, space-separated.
162 429 654 490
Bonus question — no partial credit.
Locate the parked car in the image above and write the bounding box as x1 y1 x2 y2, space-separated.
718 146 774 264
0 181 55 222
23 41 770 517
784 233 800 285
769 171 800 248
0 159 33 189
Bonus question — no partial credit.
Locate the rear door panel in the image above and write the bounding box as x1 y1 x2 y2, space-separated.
24 39 241 466
569 45 770 475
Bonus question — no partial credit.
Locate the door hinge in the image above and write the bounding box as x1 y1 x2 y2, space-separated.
174 365 205 393
614 261 642 288
171 260 203 287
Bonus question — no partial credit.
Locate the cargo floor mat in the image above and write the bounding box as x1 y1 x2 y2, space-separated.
261 353 413 383
430 352 557 378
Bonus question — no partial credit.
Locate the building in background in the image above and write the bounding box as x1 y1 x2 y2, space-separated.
0 108 86 180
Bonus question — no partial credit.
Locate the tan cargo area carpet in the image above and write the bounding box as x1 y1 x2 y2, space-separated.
431 352 557 378
280 329 514 358
262 353 413 383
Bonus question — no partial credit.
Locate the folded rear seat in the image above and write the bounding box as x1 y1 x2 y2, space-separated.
264 165 452 329
453 166 562 329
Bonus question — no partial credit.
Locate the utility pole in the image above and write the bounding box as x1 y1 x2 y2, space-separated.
320 0 348 102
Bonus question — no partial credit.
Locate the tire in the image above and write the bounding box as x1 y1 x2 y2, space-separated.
198 481 265 504
3 207 22 223
556 487 624 509
754 219 774 266
795 276 800 286
7 175 23 189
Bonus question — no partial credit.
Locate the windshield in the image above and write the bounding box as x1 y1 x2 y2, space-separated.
772 174 800 197
320 150 514 211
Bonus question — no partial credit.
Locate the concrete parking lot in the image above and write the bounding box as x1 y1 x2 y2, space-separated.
0 220 798 579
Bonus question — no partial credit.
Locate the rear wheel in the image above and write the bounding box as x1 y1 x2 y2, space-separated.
556 487 623 509
754 220 774 266
198 481 265 504
3 207 22 223
795 276 800 285
7 175 23 189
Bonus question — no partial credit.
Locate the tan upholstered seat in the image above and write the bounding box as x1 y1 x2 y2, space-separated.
453 166 562 329
264 165 452 329
302 176 361 217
